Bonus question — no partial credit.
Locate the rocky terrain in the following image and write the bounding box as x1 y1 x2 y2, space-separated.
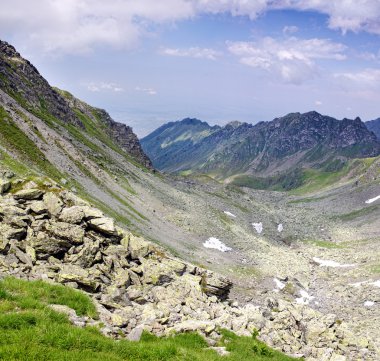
141 113 380 182
1 39 380 360
0 174 377 360
366 118 380 140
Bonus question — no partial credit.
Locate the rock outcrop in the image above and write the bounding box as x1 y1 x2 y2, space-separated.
0 174 376 360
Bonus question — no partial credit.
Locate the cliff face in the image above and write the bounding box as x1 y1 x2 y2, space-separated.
0 40 152 169
0 40 81 127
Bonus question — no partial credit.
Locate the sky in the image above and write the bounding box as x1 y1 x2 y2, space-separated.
1 0 380 137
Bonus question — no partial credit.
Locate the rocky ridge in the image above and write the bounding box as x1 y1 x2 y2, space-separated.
0 39 151 169
141 112 380 178
0 173 376 361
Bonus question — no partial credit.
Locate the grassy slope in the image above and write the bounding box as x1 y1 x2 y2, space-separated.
0 277 297 361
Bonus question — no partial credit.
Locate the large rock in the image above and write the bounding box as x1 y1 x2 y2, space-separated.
129 235 151 259
0 179 11 194
200 271 232 300
44 221 85 244
29 232 72 259
142 258 186 285
57 265 100 292
14 188 44 200
43 192 63 217
88 217 117 236
59 206 85 224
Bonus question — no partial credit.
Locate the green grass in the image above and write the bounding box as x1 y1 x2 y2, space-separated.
0 106 63 181
336 204 380 221
0 277 298 361
303 239 345 249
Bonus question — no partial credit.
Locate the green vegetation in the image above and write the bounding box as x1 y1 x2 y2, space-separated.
0 106 63 180
231 169 303 192
337 204 380 221
0 277 297 361
303 239 345 249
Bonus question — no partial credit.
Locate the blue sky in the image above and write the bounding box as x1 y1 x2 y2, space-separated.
1 0 380 136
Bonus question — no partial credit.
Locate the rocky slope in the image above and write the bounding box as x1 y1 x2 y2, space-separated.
0 174 376 360
366 118 380 140
0 40 151 169
141 112 380 182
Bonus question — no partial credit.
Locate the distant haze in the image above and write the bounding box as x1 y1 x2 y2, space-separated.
1 0 380 136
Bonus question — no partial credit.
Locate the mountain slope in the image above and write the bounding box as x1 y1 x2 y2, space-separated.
1 39 380 359
0 40 151 169
366 118 380 140
142 112 380 187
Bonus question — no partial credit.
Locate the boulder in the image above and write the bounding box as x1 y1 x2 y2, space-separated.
59 206 85 224
43 192 63 217
142 258 186 285
0 179 11 194
88 217 117 236
58 265 100 292
200 271 232 300
29 232 72 259
14 188 44 200
30 201 48 215
129 235 151 259
44 221 85 244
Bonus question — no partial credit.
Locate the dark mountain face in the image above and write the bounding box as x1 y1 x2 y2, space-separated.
0 40 151 168
366 118 380 140
142 111 380 178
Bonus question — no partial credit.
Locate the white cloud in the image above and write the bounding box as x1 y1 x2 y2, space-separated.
1 0 380 56
86 82 124 92
161 47 221 60
274 0 380 35
334 68 380 89
283 25 299 35
135 86 157 95
228 36 347 84
315 100 322 106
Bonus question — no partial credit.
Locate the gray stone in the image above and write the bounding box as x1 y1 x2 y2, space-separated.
0 179 11 194
30 201 48 215
14 188 43 200
43 192 63 217
127 326 144 341
59 206 85 224
88 217 117 236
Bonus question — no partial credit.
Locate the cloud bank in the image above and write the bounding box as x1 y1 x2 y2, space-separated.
1 0 380 55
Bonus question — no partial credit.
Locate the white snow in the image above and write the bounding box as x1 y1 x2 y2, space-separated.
364 301 375 307
349 281 368 288
277 224 283 232
296 290 315 305
224 211 236 218
313 257 356 268
370 280 380 288
273 278 286 290
365 195 380 204
252 222 263 234
203 237 232 252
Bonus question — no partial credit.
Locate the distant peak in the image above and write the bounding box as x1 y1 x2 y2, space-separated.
225 120 243 129
180 118 203 125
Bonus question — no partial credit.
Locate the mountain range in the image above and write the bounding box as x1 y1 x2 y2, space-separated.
142 113 380 190
1 39 380 360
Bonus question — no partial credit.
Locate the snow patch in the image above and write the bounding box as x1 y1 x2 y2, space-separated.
364 301 375 307
370 280 380 288
277 223 283 232
252 222 263 234
203 237 232 252
224 211 236 218
296 290 315 305
365 195 380 204
313 257 356 268
273 278 286 291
